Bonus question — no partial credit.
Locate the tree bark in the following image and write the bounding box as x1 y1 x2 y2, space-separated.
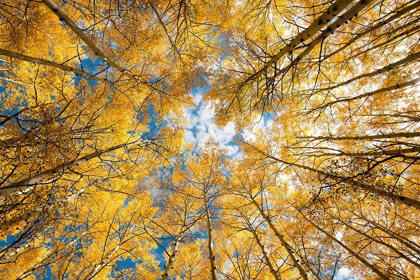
273 0 374 81
0 140 146 196
204 188 218 280
250 197 309 280
42 0 137 82
350 211 420 257
310 77 420 112
162 232 183 280
297 209 390 280
324 1 420 60
241 0 355 85
310 51 420 95
0 48 113 85
82 245 121 280
326 211 420 269
299 131 420 141
16 231 88 280
242 214 281 280
243 141 420 210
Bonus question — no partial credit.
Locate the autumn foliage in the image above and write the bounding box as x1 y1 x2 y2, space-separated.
0 0 419 279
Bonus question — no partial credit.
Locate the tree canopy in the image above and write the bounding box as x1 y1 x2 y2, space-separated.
0 0 419 279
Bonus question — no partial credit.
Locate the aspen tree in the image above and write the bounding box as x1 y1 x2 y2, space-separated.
0 0 419 278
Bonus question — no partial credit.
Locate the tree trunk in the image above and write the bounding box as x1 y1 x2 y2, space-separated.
311 77 420 111
241 0 355 85
162 232 183 280
244 142 420 210
242 215 281 280
326 211 420 269
204 189 217 280
274 0 374 81
350 211 420 257
311 51 420 95
16 231 88 280
297 209 390 279
0 140 146 196
82 245 121 280
42 0 137 82
324 1 420 60
250 197 309 280
0 48 113 85
299 131 420 141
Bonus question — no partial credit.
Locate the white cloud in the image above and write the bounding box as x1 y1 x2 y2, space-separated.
183 89 239 157
184 129 196 144
192 89 203 105
335 267 355 280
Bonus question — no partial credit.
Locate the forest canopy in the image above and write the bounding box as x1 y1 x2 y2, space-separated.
0 0 419 279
